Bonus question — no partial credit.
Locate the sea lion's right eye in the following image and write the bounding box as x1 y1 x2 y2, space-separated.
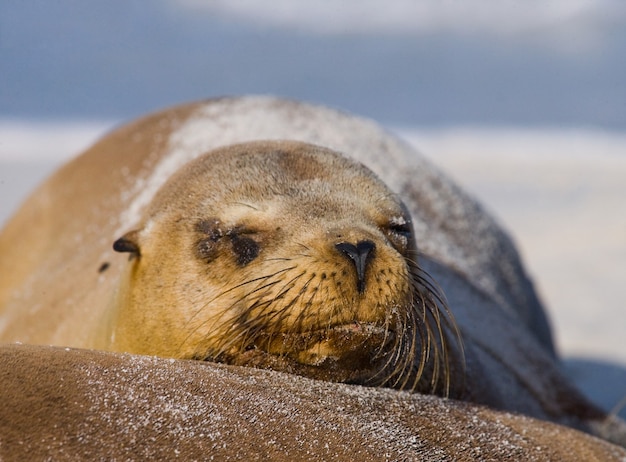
195 219 224 241
229 233 260 266
194 218 225 263
194 219 261 266
196 237 221 263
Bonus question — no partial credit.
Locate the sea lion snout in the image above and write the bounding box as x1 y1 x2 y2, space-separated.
335 240 376 293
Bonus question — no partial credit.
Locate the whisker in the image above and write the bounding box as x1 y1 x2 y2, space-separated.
177 280 279 355
368 254 464 397
176 268 298 356
223 269 311 359
212 270 309 358
181 266 296 331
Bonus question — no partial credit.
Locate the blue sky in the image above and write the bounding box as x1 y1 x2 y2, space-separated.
1 0 625 129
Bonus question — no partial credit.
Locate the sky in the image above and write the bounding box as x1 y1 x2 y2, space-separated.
1 0 625 129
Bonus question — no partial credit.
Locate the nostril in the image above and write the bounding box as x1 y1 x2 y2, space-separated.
335 241 375 259
335 240 375 293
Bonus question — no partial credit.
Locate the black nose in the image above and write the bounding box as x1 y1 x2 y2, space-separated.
335 240 375 293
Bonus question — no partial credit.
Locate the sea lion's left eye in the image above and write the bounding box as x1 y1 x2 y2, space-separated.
383 218 412 253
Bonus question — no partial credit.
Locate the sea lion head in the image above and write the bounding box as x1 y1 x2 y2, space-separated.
111 140 463 395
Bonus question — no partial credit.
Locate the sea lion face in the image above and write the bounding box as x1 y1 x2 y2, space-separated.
112 141 459 393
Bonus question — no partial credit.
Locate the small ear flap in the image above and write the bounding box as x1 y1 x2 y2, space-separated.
113 230 141 257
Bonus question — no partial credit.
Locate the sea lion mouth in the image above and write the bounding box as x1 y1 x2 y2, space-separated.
255 322 395 366
218 322 397 383
198 260 462 394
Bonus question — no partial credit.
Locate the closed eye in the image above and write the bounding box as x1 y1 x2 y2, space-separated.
383 218 412 253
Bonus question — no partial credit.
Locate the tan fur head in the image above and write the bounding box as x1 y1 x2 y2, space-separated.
110 140 462 395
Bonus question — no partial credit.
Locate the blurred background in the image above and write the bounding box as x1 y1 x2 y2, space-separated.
1 0 625 414
2 0 625 127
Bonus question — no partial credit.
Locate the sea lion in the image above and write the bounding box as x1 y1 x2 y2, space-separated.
2 344 625 461
106 140 461 395
0 96 624 447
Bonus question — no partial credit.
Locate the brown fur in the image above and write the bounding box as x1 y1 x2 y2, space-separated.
2 344 624 461
0 104 199 347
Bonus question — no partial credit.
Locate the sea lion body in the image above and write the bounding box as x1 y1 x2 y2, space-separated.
3 344 625 462
0 96 549 350
0 96 624 446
